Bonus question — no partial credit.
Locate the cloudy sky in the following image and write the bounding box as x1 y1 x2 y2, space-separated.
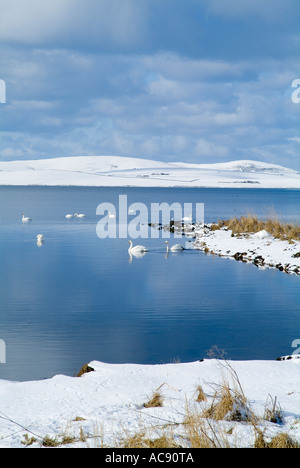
0 0 300 169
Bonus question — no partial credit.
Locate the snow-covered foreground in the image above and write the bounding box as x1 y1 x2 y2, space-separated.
0 156 300 188
191 227 300 276
0 358 300 448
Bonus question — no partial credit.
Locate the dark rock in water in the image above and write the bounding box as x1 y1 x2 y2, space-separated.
276 355 293 361
233 252 247 261
276 264 284 271
253 255 265 266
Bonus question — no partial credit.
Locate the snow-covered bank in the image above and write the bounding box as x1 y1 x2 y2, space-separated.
0 358 300 448
0 156 300 188
191 226 300 275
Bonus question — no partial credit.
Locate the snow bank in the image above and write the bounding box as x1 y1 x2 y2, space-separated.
0 156 299 188
192 226 300 275
0 358 300 448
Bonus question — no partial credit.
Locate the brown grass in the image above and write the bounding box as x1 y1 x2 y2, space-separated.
143 391 164 408
76 364 95 377
264 395 283 424
211 215 300 242
195 385 207 403
255 432 300 449
202 379 252 423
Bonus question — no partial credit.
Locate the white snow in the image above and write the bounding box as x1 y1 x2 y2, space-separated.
0 156 300 188
0 358 300 448
192 226 300 275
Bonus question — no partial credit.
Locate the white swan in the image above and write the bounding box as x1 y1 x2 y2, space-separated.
128 240 148 254
74 213 86 218
165 241 184 252
36 234 45 246
66 214 74 219
22 214 32 223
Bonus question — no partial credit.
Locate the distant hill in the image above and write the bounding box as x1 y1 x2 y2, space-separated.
0 156 299 188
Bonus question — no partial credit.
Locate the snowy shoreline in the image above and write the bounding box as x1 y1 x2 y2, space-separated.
190 226 300 276
0 357 300 448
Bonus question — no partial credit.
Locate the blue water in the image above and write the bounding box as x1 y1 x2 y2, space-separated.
0 186 299 381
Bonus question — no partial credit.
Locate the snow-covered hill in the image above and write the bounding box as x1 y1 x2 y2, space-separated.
0 156 299 188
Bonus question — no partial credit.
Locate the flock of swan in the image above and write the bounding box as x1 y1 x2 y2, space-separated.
22 212 87 247
22 213 186 255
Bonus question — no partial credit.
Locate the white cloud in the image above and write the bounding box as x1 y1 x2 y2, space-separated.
195 138 228 158
0 2 300 169
0 0 147 49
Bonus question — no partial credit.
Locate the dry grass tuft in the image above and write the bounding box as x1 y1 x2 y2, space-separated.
255 432 300 449
76 364 95 377
195 385 207 403
121 432 180 449
211 214 300 242
202 379 251 423
264 395 283 424
143 391 164 408
184 412 219 448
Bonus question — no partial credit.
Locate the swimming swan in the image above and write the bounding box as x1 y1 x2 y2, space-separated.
22 214 32 223
66 214 74 219
74 213 86 218
128 240 148 254
165 241 184 252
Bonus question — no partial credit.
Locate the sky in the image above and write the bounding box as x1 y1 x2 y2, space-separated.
0 0 300 169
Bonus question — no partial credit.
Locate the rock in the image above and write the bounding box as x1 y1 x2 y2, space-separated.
233 252 248 261
253 256 265 266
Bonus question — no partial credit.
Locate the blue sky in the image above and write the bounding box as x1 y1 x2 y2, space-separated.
0 0 300 169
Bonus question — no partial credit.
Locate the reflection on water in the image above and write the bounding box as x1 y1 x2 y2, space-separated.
0 186 299 381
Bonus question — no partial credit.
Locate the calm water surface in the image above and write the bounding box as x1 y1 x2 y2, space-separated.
0 186 299 381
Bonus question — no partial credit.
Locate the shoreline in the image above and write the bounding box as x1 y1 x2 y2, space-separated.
0 183 300 190
192 227 300 276
159 219 300 276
